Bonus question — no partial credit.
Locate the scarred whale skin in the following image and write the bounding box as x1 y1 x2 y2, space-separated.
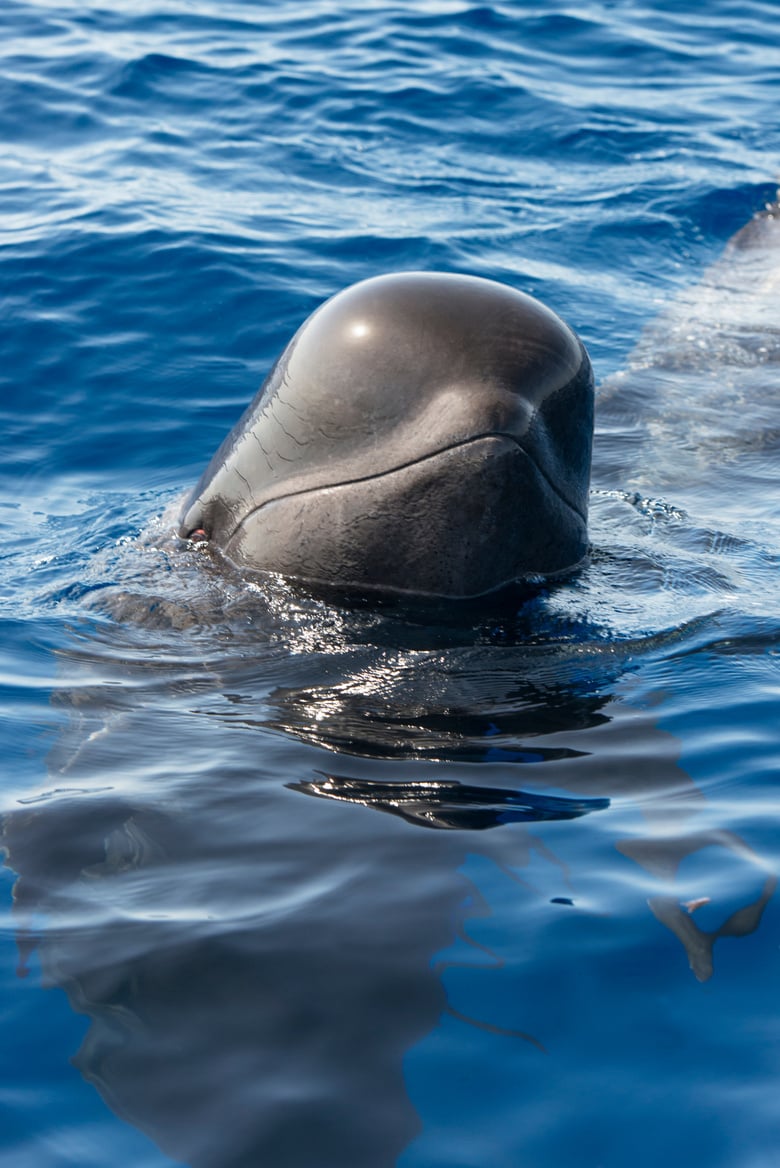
179 271 594 600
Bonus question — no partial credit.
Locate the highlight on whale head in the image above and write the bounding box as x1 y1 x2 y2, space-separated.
179 271 594 601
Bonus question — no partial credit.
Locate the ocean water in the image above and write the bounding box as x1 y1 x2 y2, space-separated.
1 2 780 1166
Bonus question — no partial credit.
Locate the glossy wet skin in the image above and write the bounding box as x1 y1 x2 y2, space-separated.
179 272 594 599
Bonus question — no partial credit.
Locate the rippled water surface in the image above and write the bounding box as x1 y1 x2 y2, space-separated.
2 3 780 1166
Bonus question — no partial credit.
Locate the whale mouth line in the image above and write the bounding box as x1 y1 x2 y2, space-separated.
219 432 585 546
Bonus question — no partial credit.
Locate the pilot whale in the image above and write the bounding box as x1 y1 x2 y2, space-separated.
179 272 594 599
3 203 778 1168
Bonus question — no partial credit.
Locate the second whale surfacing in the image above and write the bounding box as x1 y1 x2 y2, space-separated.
179 272 594 600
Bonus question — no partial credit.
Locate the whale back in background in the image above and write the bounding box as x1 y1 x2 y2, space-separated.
596 202 780 507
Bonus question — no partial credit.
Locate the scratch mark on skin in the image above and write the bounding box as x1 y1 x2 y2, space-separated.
251 430 273 473
274 388 302 415
234 466 257 506
270 403 308 448
317 425 351 442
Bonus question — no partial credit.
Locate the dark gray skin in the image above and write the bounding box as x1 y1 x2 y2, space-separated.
179 272 594 599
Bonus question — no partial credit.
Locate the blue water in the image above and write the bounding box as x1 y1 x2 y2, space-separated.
2 2 780 1165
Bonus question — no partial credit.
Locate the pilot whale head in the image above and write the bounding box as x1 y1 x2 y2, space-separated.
179 271 593 600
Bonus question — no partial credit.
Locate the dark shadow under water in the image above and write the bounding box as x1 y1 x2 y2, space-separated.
2 573 777 1167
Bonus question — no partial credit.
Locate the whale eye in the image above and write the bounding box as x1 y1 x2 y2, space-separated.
187 528 209 543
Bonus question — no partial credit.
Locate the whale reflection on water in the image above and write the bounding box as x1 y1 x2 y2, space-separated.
2 583 776 1167
292 773 611 830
